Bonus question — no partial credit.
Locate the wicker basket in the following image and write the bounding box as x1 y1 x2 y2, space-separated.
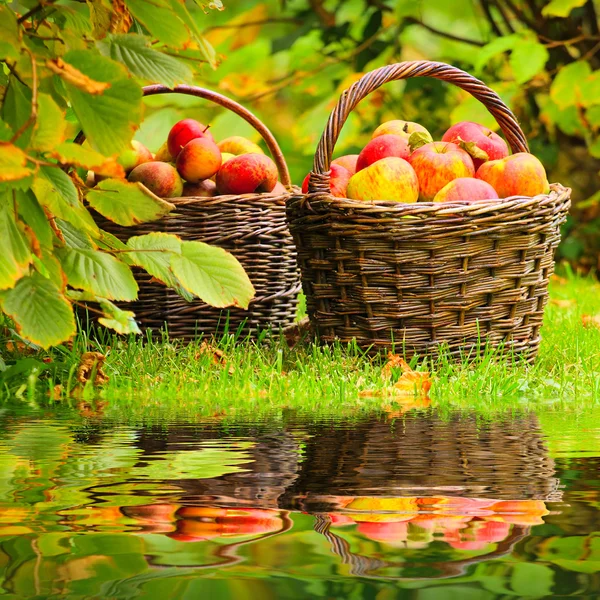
83 84 301 340
286 61 571 361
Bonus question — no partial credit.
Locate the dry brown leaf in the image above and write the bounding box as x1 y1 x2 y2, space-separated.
195 341 235 375
550 274 568 286
360 353 432 398
77 400 108 418
109 0 133 34
76 352 109 386
46 59 110 95
283 316 313 348
582 314 600 329
51 384 63 400
550 298 575 308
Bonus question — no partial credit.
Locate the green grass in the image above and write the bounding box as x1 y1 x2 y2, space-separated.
1 270 599 415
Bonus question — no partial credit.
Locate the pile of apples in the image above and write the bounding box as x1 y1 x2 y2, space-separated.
101 118 286 198
302 120 550 203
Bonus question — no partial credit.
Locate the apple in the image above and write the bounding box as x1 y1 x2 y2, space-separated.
182 179 218 197
346 157 419 202
476 152 550 198
210 152 235 182
216 153 278 194
154 141 173 162
433 177 499 202
118 140 153 173
176 137 222 183
128 161 183 198
217 136 264 156
272 181 288 194
356 134 410 172
408 142 475 201
302 163 351 197
372 120 430 142
442 121 509 169
332 154 359 175
167 118 214 159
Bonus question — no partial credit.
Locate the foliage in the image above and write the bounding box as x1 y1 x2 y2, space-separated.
0 0 254 349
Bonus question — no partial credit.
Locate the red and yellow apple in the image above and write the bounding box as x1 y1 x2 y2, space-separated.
216 153 278 194
176 137 222 183
128 161 183 198
442 121 509 169
118 140 153 173
408 142 475 201
272 181 288 194
302 163 351 197
476 152 550 198
347 157 418 202
433 177 499 202
167 118 214 159
217 136 264 156
372 120 430 142
332 154 359 175
356 134 410 172
182 179 218 197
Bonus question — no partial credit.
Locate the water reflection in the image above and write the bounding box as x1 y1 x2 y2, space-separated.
0 408 597 598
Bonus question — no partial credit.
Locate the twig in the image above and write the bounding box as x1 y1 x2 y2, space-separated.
587 0 600 36
204 18 302 31
17 0 58 24
541 33 600 47
309 0 336 27
10 48 38 144
501 0 541 33
405 17 486 46
4 61 27 87
479 0 504 36
490 0 515 34
581 39 600 61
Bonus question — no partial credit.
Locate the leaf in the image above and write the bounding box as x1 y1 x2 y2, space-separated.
456 137 489 161
97 298 141 335
0 5 21 61
0 201 34 290
86 179 174 226
16 190 54 249
475 34 519 72
359 353 432 398
2 78 33 150
61 50 143 156
56 218 97 249
51 143 125 178
542 0 587 17
87 0 113 38
76 351 109 385
124 0 191 49
98 33 193 87
30 93 68 153
46 58 111 95
551 61 592 109
0 272 76 348
582 314 600 329
170 241 255 309
0 119 12 142
56 247 138 301
579 72 600 108
408 130 433 152
451 95 500 132
510 39 549 84
550 298 575 308
33 166 99 235
0 144 32 182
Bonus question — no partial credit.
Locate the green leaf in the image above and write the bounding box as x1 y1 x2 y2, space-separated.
87 0 113 38
551 61 592 109
457 137 489 161
510 39 549 84
171 241 255 309
51 142 125 178
97 298 141 335
580 72 600 107
542 0 587 17
56 218 97 249
408 130 433 152
0 119 13 142
0 5 21 61
0 143 33 182
0 201 34 290
35 251 67 291
56 247 138 301
1 78 33 149
16 190 54 249
475 34 519 72
0 272 76 348
510 563 554 597
30 93 67 152
124 0 191 49
62 49 143 155
32 166 99 235
98 34 193 87
86 179 175 226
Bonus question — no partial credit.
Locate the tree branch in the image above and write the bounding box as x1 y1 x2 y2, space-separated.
10 48 38 145
490 0 515 34
500 0 541 33
17 0 58 24
405 17 486 46
479 0 504 37
586 0 600 36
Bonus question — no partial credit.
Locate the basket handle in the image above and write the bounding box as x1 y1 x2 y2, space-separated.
74 84 292 190
308 61 529 194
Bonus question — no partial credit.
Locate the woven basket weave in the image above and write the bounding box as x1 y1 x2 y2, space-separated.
286 61 571 361
84 84 301 340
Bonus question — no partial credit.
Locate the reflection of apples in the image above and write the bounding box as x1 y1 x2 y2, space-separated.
476 153 550 198
372 120 430 142
408 142 475 201
346 157 419 202
332 154 359 175
357 521 408 543
123 503 179 534
487 500 549 525
442 121 509 169
302 164 351 198
446 520 511 550
344 497 419 522
356 134 410 171
433 178 499 203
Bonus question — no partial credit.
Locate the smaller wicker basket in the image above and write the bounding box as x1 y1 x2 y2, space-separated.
286 61 571 362
83 84 301 340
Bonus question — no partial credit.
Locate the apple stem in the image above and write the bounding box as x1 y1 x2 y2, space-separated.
203 124 211 133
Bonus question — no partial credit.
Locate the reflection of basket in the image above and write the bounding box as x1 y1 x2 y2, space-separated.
82 84 301 340
286 61 571 361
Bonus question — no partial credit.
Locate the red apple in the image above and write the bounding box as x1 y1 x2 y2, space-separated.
356 134 410 172
476 153 550 198
128 161 183 198
182 179 218 197
302 163 351 197
332 154 359 175
176 137 222 183
167 118 214 159
408 142 475 201
433 177 499 202
442 121 509 169
272 181 288 194
346 157 418 203
216 153 278 194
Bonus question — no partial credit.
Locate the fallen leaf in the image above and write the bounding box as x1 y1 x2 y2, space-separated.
361 353 432 398
195 341 234 375
550 274 568 285
46 58 110 95
582 314 600 329
50 384 63 400
550 298 574 308
76 351 109 386
283 316 313 348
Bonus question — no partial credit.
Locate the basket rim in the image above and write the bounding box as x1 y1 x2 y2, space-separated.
289 182 571 217
169 184 302 208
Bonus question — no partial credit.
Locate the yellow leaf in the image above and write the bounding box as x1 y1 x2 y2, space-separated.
205 4 268 49
582 314 600 329
51 143 125 178
46 58 110 95
0 143 32 182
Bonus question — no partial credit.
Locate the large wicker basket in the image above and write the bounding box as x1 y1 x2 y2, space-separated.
84 84 301 340
286 61 571 361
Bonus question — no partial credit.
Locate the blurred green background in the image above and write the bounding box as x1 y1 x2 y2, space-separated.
134 0 600 269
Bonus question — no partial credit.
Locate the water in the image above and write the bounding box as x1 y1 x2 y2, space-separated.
0 405 599 599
